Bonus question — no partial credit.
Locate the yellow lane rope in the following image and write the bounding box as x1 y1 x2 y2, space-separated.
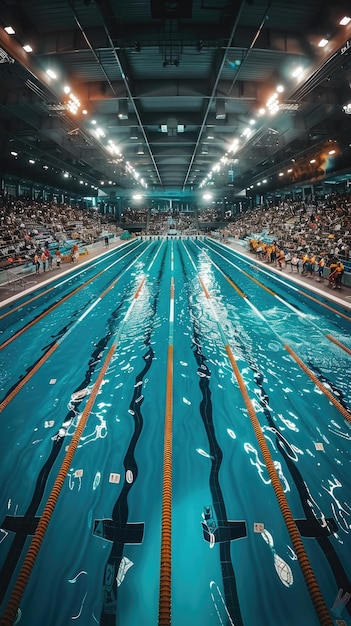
295 288 351 322
205 240 351 322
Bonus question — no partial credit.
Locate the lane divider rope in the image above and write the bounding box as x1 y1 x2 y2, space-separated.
206 238 351 322
158 273 174 626
0 270 150 626
325 333 351 356
284 344 351 424
183 242 333 626
0 241 148 349
0 342 116 626
224 344 333 626
0 342 59 413
0 239 139 321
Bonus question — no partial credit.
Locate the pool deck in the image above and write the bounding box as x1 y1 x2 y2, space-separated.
225 238 351 311
0 239 126 306
0 236 351 311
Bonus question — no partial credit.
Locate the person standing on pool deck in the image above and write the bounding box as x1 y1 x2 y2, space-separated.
277 248 285 270
71 242 79 262
44 247 52 270
34 252 40 274
41 250 47 272
55 248 61 268
316 256 325 282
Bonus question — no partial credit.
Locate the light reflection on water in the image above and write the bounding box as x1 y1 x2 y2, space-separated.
0 240 350 626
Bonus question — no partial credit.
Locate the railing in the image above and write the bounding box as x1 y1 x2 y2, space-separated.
0 269 25 291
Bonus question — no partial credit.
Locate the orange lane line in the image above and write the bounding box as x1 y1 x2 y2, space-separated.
296 288 351 322
99 275 120 299
0 342 59 413
0 264 107 321
0 342 117 626
134 276 146 299
225 343 333 626
285 343 351 424
325 333 351 355
0 269 106 351
158 349 173 624
198 277 210 299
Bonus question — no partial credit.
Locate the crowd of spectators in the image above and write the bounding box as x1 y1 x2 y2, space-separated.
221 193 351 262
1 191 351 282
147 210 198 236
120 208 148 225
198 207 222 224
0 196 104 269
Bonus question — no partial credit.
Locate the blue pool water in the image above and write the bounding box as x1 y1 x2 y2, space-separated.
0 237 351 626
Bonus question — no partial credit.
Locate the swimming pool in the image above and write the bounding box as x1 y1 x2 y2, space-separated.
0 237 350 626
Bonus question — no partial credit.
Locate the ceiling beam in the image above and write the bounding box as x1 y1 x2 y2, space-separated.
35 25 310 57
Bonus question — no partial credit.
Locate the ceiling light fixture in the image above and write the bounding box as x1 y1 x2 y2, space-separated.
4 26 15 35
23 44 33 53
66 93 80 115
292 66 303 78
318 38 328 48
266 92 280 114
46 69 57 79
118 99 128 120
215 99 226 120
340 16 351 25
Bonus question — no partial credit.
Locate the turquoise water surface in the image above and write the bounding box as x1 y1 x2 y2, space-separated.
0 237 351 626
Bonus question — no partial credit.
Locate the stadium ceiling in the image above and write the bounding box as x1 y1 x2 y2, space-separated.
0 0 351 197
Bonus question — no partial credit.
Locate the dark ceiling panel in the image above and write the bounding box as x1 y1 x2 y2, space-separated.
150 0 193 19
0 0 350 197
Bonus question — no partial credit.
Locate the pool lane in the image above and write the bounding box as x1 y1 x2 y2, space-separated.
0 239 351 626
